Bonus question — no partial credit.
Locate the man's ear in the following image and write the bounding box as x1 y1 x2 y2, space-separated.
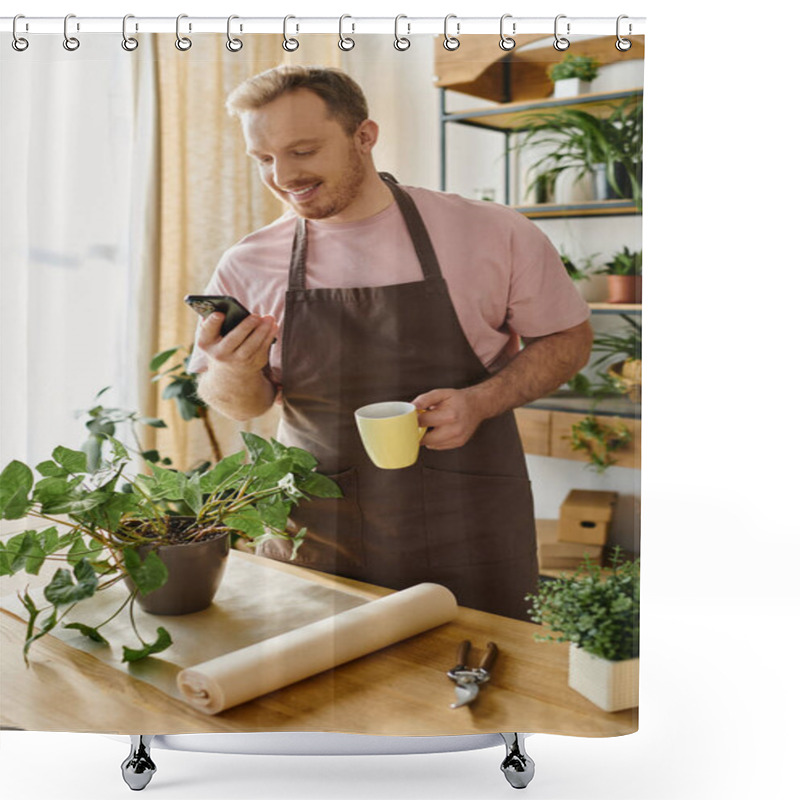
355 119 379 154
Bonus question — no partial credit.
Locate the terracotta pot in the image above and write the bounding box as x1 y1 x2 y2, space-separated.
123 528 231 616
606 275 642 304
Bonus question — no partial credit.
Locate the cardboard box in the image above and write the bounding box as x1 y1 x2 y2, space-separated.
557 490 618 546
537 519 603 570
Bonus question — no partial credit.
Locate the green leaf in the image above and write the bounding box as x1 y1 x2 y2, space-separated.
161 380 185 400
287 447 318 472
140 417 167 428
66 536 104 566
0 460 34 519
141 449 161 463
241 432 279 463
63 622 110 645
6 531 37 572
250 457 293 488
289 527 307 561
122 548 169 596
299 472 343 499
183 473 204 514
256 499 289 532
122 626 173 663
35 460 70 478
199 451 246 493
223 506 265 539
23 606 58 662
149 347 179 372
52 445 89 475
43 559 99 605
148 464 188 500
0 544 11 577
82 435 103 473
176 395 199 421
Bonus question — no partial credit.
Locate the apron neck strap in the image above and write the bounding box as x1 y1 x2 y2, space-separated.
288 174 443 291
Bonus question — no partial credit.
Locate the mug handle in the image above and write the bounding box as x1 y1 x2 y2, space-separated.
416 409 428 442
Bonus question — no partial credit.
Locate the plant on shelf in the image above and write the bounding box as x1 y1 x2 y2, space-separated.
0 431 341 664
569 415 632 473
516 97 643 210
599 247 642 304
560 252 597 283
526 547 640 711
548 53 600 84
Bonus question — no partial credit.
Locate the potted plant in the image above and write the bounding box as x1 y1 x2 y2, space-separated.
516 98 643 210
599 247 642 304
591 314 642 403
560 251 605 302
0 431 341 664
547 53 600 98
527 547 639 712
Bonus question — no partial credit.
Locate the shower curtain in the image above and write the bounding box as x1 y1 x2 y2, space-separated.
0 22 643 741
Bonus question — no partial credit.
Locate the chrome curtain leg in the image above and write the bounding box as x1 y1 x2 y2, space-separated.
500 733 535 789
121 735 157 791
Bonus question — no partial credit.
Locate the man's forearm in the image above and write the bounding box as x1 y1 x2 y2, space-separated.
464 320 593 421
197 364 277 422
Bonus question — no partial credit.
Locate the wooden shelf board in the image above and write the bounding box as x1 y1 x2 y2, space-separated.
589 303 642 314
443 88 643 131
516 200 641 219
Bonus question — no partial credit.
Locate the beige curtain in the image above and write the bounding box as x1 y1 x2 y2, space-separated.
144 35 341 470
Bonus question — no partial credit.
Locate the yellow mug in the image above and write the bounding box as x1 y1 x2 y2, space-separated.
354 401 427 470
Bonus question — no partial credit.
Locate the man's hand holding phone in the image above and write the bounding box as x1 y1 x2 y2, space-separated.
196 311 279 376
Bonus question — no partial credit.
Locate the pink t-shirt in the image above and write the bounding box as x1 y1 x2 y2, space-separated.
188 185 589 384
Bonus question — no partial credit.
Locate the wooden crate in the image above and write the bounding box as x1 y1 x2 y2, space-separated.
558 489 618 546
537 519 603 570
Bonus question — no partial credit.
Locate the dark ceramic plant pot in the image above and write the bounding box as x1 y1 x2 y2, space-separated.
123 528 231 616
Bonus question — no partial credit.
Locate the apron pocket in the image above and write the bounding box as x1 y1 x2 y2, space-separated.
275 466 364 570
422 466 535 568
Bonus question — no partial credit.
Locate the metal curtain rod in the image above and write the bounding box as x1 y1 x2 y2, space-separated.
0 16 646 36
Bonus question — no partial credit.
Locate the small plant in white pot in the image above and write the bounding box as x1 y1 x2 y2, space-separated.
526 547 639 712
548 54 600 98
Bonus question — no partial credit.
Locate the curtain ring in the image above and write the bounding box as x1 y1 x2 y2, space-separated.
175 14 192 51
553 14 570 51
338 15 355 51
616 15 632 51
499 14 516 51
12 15 29 52
443 14 460 51
394 15 411 51
283 15 299 51
226 15 243 51
121 14 139 51
63 13 80 51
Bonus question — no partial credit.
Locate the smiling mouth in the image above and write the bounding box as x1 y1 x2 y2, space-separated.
284 183 322 201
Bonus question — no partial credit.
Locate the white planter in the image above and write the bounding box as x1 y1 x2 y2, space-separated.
574 273 607 303
553 77 592 98
568 643 639 712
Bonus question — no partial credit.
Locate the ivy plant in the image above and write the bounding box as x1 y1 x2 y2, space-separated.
0 432 340 664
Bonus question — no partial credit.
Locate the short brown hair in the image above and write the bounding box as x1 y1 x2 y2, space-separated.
226 65 369 134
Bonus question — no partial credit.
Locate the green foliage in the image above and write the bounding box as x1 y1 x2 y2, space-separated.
516 97 643 210
599 246 642 276
560 252 597 283
150 346 205 422
548 54 600 83
591 314 641 365
1 428 341 663
569 415 632 472
527 547 640 661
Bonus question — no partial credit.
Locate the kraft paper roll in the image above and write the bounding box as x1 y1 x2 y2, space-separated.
176 582 458 715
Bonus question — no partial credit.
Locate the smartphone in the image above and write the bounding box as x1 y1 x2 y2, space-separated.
184 295 251 336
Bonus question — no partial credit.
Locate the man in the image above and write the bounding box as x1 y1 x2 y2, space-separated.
189 66 592 620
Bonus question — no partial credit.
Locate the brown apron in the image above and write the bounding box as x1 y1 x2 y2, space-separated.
261 175 538 620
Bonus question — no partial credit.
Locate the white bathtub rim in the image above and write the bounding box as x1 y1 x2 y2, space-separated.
105 732 530 756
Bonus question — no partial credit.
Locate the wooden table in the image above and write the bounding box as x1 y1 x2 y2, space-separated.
0 551 637 737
